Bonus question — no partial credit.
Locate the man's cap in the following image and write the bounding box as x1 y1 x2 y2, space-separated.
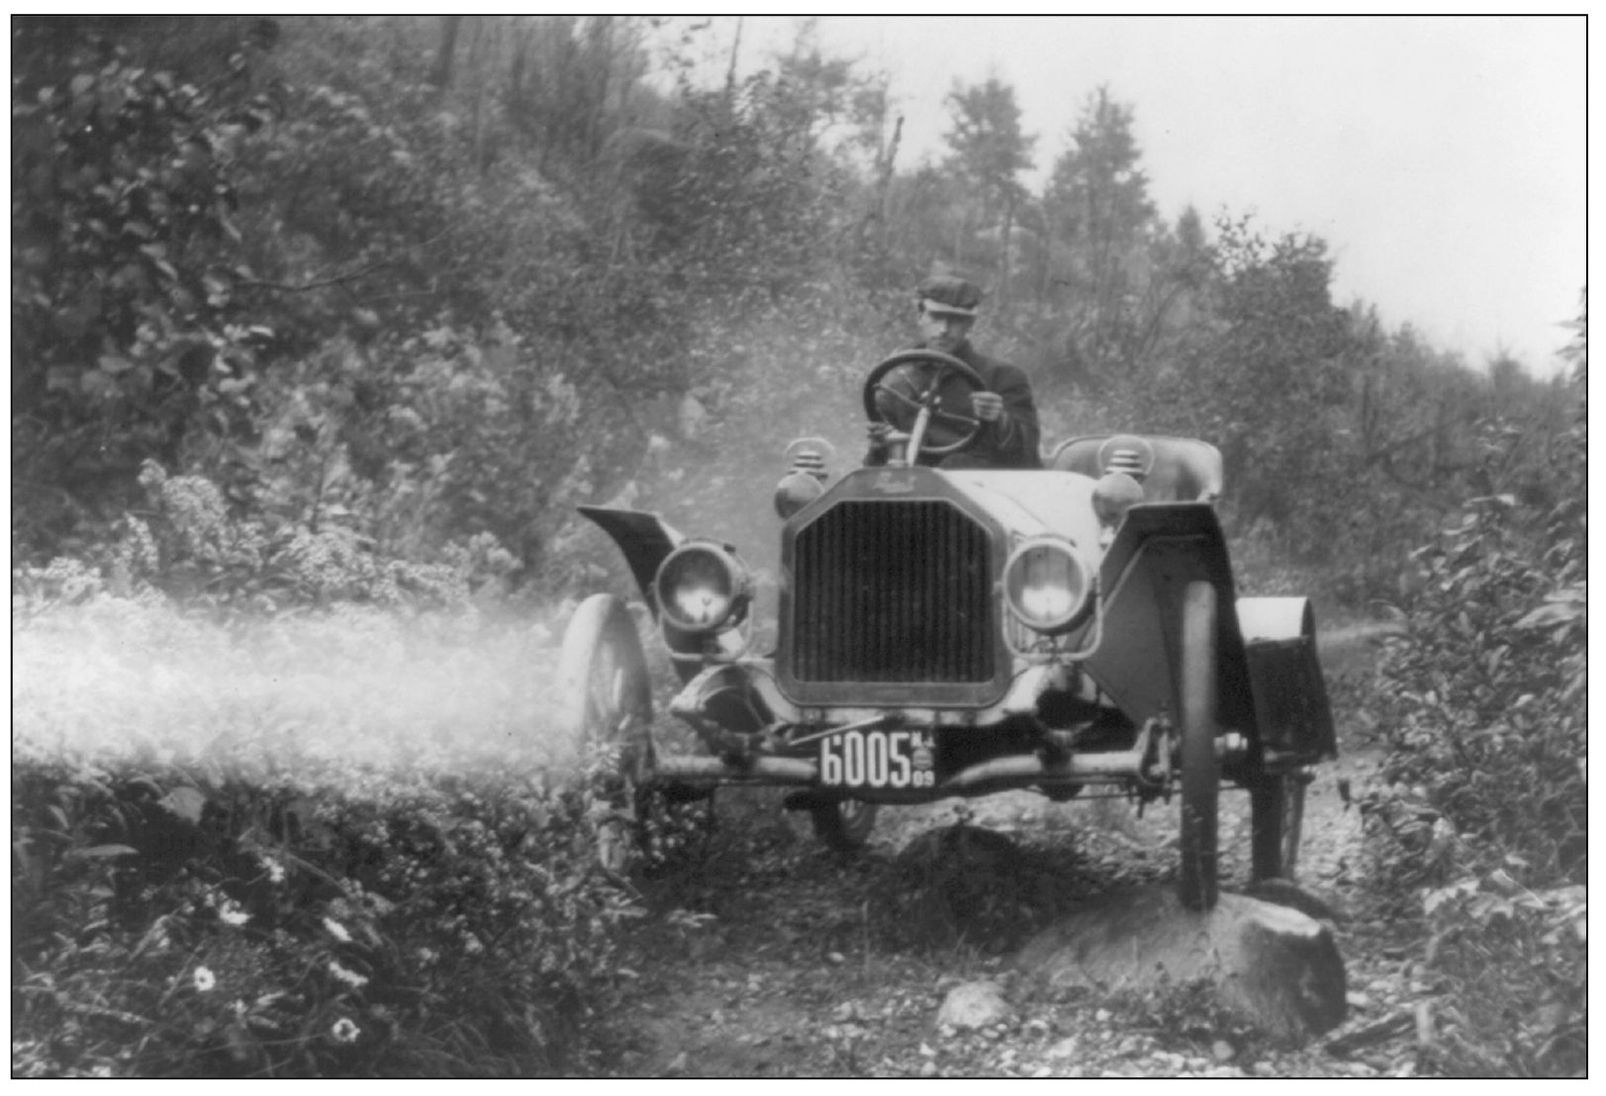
917 274 982 317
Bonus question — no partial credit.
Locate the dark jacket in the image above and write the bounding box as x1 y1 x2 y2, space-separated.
867 339 1043 470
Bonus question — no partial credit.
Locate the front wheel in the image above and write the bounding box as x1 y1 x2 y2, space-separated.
811 798 878 851
1177 580 1220 911
557 594 654 873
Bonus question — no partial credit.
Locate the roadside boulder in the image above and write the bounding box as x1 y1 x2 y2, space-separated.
1016 885 1346 1044
937 980 1012 1031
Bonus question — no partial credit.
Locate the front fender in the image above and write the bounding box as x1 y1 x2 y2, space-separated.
577 505 685 612
1083 503 1256 736
577 505 716 680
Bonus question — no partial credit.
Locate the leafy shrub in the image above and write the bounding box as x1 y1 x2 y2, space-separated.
70 459 520 612
1413 872 1586 1076
12 592 639 1077
11 22 274 554
1369 488 1584 884
12 758 636 1077
1359 307 1584 1076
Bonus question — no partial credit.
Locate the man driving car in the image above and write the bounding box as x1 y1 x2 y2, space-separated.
865 273 1042 470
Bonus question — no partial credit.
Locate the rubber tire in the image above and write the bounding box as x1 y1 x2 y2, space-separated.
1177 580 1220 912
1250 769 1307 882
811 799 879 851
557 594 653 873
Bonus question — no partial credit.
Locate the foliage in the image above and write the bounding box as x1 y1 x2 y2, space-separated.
1413 872 1586 1076
1149 219 1354 555
943 77 1035 216
83 457 514 611
11 587 643 1077
13 15 1578 611
1358 295 1585 1076
1106 977 1261 1059
1037 87 1161 369
11 756 635 1077
11 20 273 553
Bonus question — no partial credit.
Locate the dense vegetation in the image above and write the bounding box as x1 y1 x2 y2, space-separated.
12 16 1584 1077
1359 302 1586 1075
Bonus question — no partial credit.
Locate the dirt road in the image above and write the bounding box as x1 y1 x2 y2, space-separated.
599 625 1428 1078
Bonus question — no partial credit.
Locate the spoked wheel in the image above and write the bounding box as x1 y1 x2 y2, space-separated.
1250 766 1309 882
557 593 655 873
811 798 879 852
1177 580 1221 912
862 349 990 460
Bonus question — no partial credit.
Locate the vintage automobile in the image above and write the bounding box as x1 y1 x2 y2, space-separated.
559 349 1335 910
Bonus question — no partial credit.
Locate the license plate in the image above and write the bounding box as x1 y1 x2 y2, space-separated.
819 729 937 790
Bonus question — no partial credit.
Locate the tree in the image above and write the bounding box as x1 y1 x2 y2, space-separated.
940 77 1035 298
1141 217 1354 560
1040 87 1159 370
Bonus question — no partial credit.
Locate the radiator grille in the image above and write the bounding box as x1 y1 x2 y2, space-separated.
791 500 994 683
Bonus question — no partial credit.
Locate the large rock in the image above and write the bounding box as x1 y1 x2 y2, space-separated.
937 980 1012 1031
1015 885 1346 1044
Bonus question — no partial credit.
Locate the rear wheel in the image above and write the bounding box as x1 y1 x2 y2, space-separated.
1177 580 1220 912
1250 767 1308 882
811 798 878 851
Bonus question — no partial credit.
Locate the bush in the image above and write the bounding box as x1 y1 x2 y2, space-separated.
1413 872 1585 1076
11 589 637 1077
12 758 636 1077
1370 496 1584 884
1360 325 1584 1075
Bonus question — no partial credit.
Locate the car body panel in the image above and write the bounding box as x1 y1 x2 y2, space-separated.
1086 503 1256 741
576 505 683 612
1238 597 1338 760
575 429 1335 810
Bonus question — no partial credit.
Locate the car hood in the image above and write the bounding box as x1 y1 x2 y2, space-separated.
937 468 1105 562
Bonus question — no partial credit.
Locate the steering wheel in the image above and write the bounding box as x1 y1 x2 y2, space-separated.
862 349 989 459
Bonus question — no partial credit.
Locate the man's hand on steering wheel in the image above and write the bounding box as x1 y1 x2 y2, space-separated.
970 391 1004 423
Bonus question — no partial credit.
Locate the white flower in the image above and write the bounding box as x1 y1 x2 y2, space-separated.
322 917 351 943
218 902 251 927
262 857 285 884
330 1017 360 1045
193 966 216 993
328 960 368 989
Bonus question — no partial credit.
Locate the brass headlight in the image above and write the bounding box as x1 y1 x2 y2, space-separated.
654 541 752 634
1003 537 1093 634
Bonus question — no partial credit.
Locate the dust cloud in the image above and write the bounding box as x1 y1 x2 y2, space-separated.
12 597 581 789
584 320 883 631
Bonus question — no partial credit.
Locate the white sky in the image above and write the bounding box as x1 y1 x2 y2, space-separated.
697 15 1585 376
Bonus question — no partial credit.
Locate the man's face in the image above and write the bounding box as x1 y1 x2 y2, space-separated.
917 303 975 353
